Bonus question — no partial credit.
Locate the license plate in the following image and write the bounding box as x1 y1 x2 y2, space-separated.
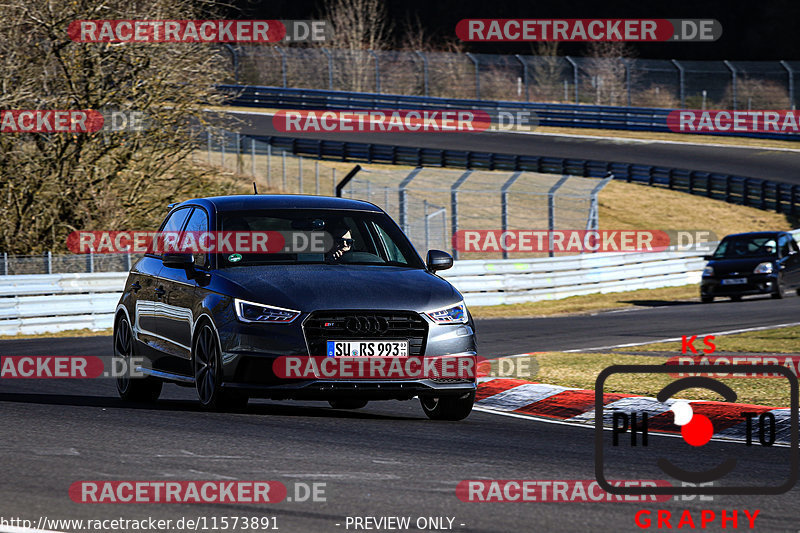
326 340 408 357
722 278 747 285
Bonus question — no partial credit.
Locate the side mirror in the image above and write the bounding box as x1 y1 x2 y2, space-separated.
426 250 453 271
162 252 194 268
702 255 713 261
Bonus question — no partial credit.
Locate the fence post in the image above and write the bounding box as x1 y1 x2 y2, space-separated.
274 46 288 87
500 171 522 259
332 168 336 195
515 55 529 101
321 47 334 90
266 144 272 187
220 131 226 168
298 156 303 194
723 60 737 110
423 200 430 251
671 59 685 108
88 251 94 273
415 51 429 97
781 60 795 109
282 150 287 190
369 50 380 93
450 170 473 259
126 253 132 271
3 252 7 275
315 161 320 195
235 132 242 174
251 138 256 177
207 130 212 164
466 53 480 99
548 176 570 257
399 168 423 236
46 251 52 274
625 59 632 106
565 56 579 104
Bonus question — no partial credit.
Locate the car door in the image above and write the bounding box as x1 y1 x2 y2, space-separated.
154 207 209 375
778 233 800 288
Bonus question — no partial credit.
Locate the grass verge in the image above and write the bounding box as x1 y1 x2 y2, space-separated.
470 284 699 319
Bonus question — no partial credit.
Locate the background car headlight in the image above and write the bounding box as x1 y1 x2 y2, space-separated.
702 265 714 277
426 302 468 324
753 262 774 274
235 298 301 323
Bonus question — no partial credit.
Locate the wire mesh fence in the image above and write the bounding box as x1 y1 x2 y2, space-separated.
229 46 800 110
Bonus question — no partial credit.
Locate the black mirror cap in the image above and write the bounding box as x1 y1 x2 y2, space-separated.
702 255 715 261
426 249 453 271
162 252 194 268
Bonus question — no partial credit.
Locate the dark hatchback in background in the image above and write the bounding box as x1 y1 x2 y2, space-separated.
113 195 477 420
700 231 800 302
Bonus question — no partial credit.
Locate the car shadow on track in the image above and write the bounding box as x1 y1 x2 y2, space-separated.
0 392 420 420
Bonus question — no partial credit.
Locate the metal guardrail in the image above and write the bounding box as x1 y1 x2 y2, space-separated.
0 251 706 335
247 134 799 215
219 85 800 141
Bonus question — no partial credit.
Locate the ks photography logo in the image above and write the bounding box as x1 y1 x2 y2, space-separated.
594 365 798 496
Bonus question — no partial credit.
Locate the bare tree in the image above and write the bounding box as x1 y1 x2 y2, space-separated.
0 0 236 253
530 41 566 102
318 0 391 92
583 41 635 105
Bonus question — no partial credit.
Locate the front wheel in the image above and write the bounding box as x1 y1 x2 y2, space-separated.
115 317 162 402
701 295 714 303
772 275 785 299
420 392 475 421
193 323 248 410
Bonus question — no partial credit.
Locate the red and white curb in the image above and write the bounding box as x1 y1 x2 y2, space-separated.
474 374 792 446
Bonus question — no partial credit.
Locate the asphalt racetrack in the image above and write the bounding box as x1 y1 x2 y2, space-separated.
2 295 799 532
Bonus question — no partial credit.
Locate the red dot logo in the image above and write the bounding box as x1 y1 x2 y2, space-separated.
670 401 714 447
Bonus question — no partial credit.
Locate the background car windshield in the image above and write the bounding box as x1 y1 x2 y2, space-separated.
218 209 424 268
712 236 778 259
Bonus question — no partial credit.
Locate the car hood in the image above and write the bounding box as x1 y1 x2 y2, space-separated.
212 264 462 312
707 256 775 275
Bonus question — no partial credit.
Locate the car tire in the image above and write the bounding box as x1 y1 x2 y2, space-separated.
115 316 162 402
701 295 714 303
193 323 248 410
730 295 742 302
420 392 475 421
772 275 785 299
328 399 369 410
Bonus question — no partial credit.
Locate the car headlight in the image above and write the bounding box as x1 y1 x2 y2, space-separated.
702 266 714 277
234 298 300 323
753 262 774 275
426 302 468 324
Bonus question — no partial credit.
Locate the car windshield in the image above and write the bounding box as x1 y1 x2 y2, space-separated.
712 235 778 259
217 208 424 268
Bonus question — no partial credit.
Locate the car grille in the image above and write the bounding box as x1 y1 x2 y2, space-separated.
303 310 428 356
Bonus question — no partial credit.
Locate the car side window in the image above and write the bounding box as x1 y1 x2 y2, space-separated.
779 235 792 258
182 208 209 268
155 207 192 257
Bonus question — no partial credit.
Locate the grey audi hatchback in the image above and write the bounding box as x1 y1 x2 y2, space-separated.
114 195 477 420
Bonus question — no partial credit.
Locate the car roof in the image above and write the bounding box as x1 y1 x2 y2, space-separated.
722 231 785 239
174 195 383 213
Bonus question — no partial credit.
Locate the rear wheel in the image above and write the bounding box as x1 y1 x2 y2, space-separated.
193 323 248 410
730 295 742 302
328 399 368 410
701 295 714 303
115 317 162 402
420 392 475 421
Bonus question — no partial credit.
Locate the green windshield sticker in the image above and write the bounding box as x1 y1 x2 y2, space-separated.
227 253 242 263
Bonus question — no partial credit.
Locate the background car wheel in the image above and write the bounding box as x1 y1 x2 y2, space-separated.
115 317 162 402
701 295 714 303
193 323 248 410
419 392 475 421
328 399 369 410
730 295 742 302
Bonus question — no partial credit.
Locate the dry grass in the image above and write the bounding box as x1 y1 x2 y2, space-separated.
470 284 699 319
531 351 792 407
618 325 800 354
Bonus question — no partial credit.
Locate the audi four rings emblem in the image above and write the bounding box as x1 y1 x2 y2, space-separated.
344 316 390 334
